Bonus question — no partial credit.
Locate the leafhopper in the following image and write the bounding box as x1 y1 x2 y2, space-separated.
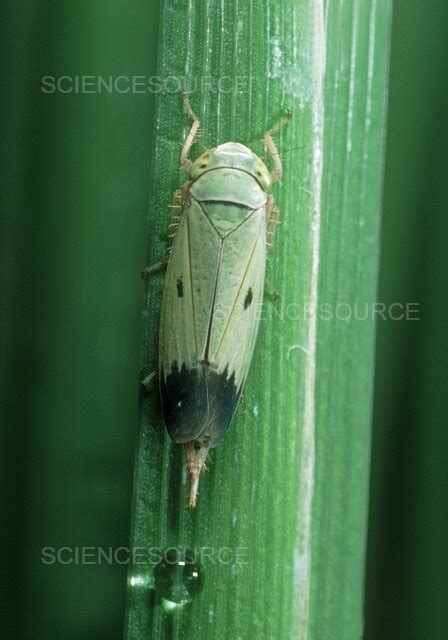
149 94 289 507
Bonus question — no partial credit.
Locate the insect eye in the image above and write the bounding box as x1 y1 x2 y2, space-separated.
190 152 212 178
197 153 210 169
254 161 270 188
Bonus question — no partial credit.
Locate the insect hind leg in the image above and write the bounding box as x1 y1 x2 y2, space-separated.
185 435 211 507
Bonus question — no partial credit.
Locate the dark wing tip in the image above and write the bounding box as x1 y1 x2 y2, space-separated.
160 361 205 443
161 362 241 446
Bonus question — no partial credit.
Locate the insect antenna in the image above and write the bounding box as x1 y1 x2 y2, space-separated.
260 142 314 163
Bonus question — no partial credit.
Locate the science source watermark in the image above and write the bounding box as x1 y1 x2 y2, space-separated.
214 301 421 323
41 545 249 566
41 75 252 95
267 301 420 321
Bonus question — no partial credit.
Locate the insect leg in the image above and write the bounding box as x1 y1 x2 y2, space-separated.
185 435 211 507
141 369 158 392
264 278 280 301
264 195 281 300
263 110 291 183
180 91 201 172
141 188 185 277
141 261 167 278
266 194 281 248
166 187 185 253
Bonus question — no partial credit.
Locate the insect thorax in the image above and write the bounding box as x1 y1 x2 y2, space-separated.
189 167 267 235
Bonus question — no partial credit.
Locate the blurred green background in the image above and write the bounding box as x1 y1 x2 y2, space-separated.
365 0 448 638
1 0 447 638
1 2 159 637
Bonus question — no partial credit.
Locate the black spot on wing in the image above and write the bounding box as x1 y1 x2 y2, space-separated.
161 361 240 447
176 276 184 297
244 287 253 309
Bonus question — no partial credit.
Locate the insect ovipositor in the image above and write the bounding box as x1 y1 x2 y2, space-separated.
158 94 288 507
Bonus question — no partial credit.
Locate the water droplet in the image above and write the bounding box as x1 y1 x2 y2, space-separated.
154 548 203 604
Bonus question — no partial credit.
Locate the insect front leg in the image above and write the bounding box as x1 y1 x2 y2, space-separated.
263 110 291 183
180 91 202 172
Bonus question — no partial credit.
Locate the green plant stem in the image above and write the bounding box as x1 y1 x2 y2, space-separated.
125 1 392 638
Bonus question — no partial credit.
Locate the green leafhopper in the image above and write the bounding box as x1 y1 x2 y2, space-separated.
154 93 289 507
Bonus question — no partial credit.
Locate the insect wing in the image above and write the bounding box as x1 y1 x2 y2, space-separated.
160 195 267 446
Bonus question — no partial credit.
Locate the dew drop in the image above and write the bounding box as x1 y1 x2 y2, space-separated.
154 548 203 605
